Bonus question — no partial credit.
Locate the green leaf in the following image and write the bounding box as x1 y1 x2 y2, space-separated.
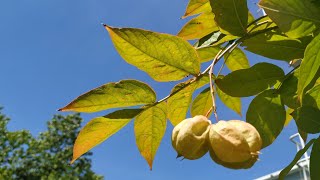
182 0 211 18
259 0 320 39
178 12 219 40
292 106 320 134
71 109 141 163
311 137 320 180
216 63 285 97
196 46 221 63
224 47 250 71
59 80 156 113
242 30 310 61
216 83 242 116
303 84 320 108
279 139 316 179
210 0 248 36
246 89 286 148
105 25 200 82
297 34 320 101
191 87 212 117
134 102 167 170
168 76 210 126
279 70 300 109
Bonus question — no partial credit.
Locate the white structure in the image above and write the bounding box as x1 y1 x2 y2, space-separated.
255 134 311 180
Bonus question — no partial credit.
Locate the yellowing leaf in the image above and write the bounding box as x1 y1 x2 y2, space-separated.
191 87 212 117
182 0 211 18
259 0 320 38
71 109 142 163
59 80 156 113
216 85 242 116
224 47 250 71
105 26 200 82
167 76 210 126
196 46 221 63
210 0 248 36
284 108 294 126
178 12 219 40
297 34 320 101
134 102 167 170
216 63 284 97
246 89 286 148
247 16 277 33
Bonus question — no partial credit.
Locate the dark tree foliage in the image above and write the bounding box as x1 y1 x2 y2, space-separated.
0 108 103 180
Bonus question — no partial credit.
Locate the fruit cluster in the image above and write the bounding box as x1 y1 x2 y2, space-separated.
171 115 262 169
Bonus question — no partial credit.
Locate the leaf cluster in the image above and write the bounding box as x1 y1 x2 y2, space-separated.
59 0 320 178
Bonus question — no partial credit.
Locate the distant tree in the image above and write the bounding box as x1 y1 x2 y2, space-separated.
0 108 103 180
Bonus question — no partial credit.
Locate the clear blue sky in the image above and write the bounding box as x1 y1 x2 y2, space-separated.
0 0 304 179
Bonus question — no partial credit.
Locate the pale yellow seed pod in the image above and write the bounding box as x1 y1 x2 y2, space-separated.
171 115 211 160
208 120 262 169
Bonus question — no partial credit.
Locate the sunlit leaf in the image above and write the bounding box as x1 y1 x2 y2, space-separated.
178 12 219 40
210 0 248 36
183 0 211 18
310 137 320 180
71 109 142 163
247 16 277 33
292 106 320 134
259 0 320 38
196 46 221 63
248 12 255 24
303 84 320 108
210 34 239 46
297 34 320 101
216 85 242 116
134 102 167 170
191 87 212 117
59 80 156 113
168 76 210 126
284 108 294 126
105 25 200 82
216 63 284 97
246 89 286 148
279 139 316 179
242 30 311 61
194 31 239 48
224 47 250 71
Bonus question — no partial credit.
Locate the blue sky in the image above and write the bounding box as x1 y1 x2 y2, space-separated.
0 0 304 179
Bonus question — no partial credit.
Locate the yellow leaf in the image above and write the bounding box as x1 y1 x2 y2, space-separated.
71 109 142 163
134 102 167 169
105 25 200 82
178 12 218 40
182 0 211 18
